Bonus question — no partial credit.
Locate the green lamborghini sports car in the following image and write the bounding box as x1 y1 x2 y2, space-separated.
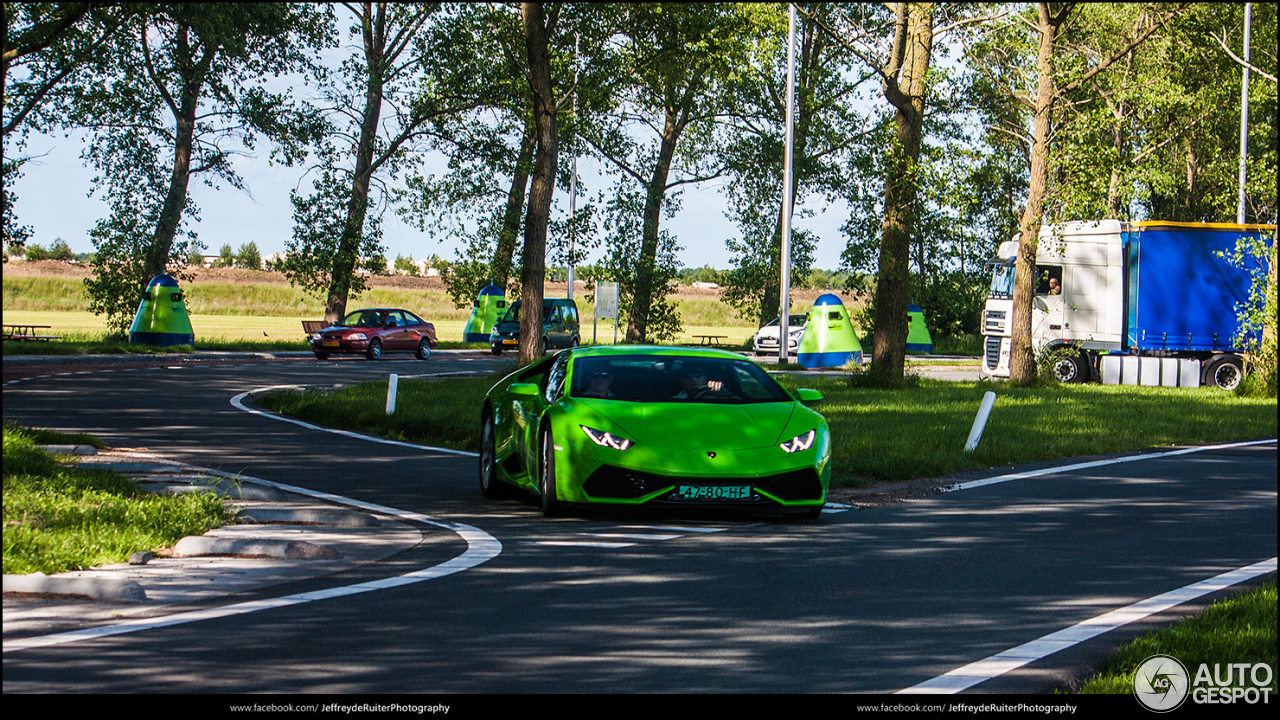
479 345 831 518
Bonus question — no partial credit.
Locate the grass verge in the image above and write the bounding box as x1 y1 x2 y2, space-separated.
253 374 510 453
252 373 1276 488
1075 578 1277 694
2 423 231 575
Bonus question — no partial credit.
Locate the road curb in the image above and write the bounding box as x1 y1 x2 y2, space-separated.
3 573 147 602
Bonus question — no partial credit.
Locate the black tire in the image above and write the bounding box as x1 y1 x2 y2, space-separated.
570 335 579 348
479 412 515 499
314 351 330 360
366 338 382 361
415 337 431 360
1205 355 1244 390
1052 350 1088 384
491 345 502 355
541 336 550 356
540 427 565 516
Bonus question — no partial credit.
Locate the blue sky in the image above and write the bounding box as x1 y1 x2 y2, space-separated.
13 128 854 272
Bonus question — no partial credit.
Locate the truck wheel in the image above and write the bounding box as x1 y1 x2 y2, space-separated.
1205 356 1243 390
1052 351 1088 384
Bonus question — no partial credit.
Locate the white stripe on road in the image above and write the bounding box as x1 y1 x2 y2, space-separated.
946 439 1276 493
231 386 479 457
523 541 637 549
3 466 503 654
898 557 1278 694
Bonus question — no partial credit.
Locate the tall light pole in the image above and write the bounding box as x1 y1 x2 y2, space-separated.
1236 3 1251 225
778 3 796 364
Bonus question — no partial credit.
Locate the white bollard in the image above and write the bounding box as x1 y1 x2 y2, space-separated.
386 373 398 415
964 391 997 452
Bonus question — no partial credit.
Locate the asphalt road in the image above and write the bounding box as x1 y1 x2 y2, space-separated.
2 351 1275 694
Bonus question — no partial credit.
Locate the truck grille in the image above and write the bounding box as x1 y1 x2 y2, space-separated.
985 337 1002 369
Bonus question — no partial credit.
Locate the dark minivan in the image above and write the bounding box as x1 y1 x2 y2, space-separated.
489 298 580 355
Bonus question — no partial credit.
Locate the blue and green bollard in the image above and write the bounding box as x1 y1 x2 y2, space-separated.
129 274 195 347
906 303 933 354
464 285 507 343
796 293 864 368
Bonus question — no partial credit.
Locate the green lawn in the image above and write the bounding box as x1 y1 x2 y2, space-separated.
253 374 1277 487
1076 579 1277 695
2 424 231 575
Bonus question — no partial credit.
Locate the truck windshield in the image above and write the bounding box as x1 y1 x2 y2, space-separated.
988 263 1015 299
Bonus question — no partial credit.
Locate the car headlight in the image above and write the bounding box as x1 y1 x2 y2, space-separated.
779 429 816 453
581 426 635 451
348 332 367 341
311 333 322 341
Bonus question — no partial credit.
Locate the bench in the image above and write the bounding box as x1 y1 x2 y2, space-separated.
3 324 61 342
690 334 728 347
302 320 328 337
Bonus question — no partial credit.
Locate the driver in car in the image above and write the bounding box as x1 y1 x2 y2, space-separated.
672 363 723 400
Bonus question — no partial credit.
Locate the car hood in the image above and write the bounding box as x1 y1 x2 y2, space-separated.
581 401 801 451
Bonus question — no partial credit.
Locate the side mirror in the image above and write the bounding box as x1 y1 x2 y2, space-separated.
795 388 823 405
509 383 539 397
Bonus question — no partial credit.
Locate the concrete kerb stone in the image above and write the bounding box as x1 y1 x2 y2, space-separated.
2 573 147 603
171 536 341 560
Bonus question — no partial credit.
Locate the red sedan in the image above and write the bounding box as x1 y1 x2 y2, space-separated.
310 308 439 361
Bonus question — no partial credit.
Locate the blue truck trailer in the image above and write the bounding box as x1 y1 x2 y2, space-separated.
981 220 1273 389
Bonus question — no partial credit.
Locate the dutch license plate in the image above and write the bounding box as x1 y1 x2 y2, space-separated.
503 338 518 345
677 485 751 501
323 340 340 347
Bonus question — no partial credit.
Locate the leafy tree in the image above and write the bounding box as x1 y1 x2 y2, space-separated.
48 237 75 261
3 3 136 252
236 241 260 270
24 242 47 261
215 243 235 268
968 2 1184 383
60 3 330 336
396 4 537 308
284 3 486 324
720 4 871 328
584 3 762 343
394 253 419 276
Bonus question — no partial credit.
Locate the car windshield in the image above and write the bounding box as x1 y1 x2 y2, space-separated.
341 310 386 327
765 315 808 327
569 355 792 404
988 262 1015 299
501 300 557 323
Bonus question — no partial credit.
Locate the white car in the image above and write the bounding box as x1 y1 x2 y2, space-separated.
753 314 808 356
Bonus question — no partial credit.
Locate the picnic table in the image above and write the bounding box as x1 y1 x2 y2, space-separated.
690 334 728 347
3 324 61 342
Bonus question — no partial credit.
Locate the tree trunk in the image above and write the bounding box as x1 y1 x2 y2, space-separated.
625 111 680 344
492 114 536 293
519 2 557 365
324 5 385 323
870 3 932 383
144 86 199 280
1009 3 1061 383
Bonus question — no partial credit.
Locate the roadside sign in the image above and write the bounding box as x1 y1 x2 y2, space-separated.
595 281 619 345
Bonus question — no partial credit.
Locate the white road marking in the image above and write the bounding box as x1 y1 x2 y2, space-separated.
898 557 1278 694
623 525 729 534
523 540 636 549
577 532 683 541
946 439 1276 493
230 385 478 457
2 463 503 654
